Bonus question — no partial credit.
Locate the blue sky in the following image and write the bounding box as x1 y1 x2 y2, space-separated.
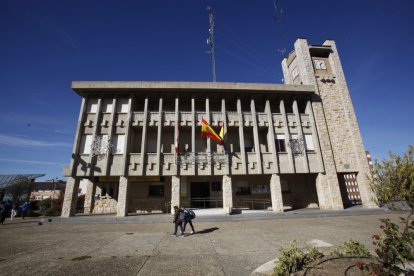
0 0 413 181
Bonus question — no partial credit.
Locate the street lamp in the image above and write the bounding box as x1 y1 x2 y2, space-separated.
51 177 58 209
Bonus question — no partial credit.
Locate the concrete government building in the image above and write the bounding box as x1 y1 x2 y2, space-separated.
61 38 377 217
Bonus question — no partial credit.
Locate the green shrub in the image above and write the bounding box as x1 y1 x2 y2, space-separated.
306 246 323 261
273 240 306 276
329 239 371 258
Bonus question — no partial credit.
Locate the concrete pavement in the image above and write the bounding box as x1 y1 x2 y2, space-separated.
0 208 405 276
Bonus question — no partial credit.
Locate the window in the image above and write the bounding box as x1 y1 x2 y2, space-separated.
102 99 113 113
116 98 129 113
304 134 315 151
148 185 164 197
80 135 93 154
281 180 290 192
235 181 250 195
98 135 110 154
211 182 221 192
86 99 98 113
275 134 286 152
112 135 125 154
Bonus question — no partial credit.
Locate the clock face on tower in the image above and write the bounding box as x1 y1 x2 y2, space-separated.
314 59 326 70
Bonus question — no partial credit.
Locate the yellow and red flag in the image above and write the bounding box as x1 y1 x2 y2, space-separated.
201 118 223 144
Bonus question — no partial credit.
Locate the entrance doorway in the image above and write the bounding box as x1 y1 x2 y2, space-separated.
190 182 210 208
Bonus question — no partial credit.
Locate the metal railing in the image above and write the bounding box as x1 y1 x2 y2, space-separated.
191 197 223 209
176 152 228 165
239 199 272 210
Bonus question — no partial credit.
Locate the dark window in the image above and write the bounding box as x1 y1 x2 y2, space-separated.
244 146 254 152
101 188 107 196
211 182 221 192
236 187 250 195
148 185 164 197
275 138 286 152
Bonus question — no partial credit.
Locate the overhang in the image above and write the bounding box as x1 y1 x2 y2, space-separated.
71 81 315 97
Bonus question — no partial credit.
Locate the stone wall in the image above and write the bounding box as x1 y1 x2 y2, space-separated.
93 198 117 214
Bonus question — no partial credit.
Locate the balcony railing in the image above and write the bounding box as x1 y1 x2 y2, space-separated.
175 152 229 165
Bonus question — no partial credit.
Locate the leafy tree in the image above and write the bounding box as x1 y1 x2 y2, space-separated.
369 145 414 209
364 145 414 275
4 177 33 202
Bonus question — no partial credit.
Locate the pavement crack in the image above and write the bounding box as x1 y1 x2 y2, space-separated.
208 233 227 275
135 255 151 276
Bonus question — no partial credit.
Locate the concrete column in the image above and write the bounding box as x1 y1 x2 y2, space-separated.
61 177 80 217
222 175 233 215
83 179 96 214
206 96 212 174
265 99 279 173
156 97 163 174
104 98 117 175
293 99 310 173
174 95 179 175
88 98 102 176
251 99 262 174
121 97 133 175
280 99 295 173
70 98 87 176
116 176 129 217
171 176 181 213
139 97 149 175
191 97 196 175
237 99 247 174
270 174 284 212
222 98 230 175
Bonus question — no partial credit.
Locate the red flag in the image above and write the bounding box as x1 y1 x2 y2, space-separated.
201 118 223 144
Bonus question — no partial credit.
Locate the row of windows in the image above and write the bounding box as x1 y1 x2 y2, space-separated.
86 99 309 114
346 187 359 193
87 99 129 113
80 133 315 155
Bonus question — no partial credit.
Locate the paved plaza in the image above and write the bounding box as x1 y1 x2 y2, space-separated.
0 208 404 275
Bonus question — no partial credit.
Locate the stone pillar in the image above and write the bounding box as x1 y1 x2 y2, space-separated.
171 176 181 213
316 173 343 210
222 175 233 215
270 174 284 212
83 179 96 214
61 177 80 217
116 176 129 217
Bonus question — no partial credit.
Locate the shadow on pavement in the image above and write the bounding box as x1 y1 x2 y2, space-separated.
194 227 219 234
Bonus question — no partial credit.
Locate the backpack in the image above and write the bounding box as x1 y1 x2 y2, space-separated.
183 208 196 220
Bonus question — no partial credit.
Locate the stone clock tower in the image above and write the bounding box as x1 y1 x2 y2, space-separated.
282 38 377 209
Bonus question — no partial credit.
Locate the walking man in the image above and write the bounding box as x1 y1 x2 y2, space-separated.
171 206 185 237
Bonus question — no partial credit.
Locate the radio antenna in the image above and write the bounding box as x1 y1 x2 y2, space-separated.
272 0 287 58
206 6 216 82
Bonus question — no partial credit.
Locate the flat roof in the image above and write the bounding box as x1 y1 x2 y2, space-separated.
71 81 315 97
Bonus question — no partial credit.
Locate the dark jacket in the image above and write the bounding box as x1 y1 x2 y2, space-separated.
173 208 184 224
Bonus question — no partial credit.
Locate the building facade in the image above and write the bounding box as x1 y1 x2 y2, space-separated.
61 39 377 217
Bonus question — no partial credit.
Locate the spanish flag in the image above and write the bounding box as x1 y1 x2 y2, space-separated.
201 118 223 144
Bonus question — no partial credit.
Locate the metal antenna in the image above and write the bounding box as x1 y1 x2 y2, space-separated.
272 0 287 58
207 6 216 82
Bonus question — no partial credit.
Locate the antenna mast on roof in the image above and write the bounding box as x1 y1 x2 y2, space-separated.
206 6 216 82
272 0 287 58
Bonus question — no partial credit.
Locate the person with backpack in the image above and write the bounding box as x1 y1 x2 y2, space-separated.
20 201 30 219
171 205 185 237
183 208 196 234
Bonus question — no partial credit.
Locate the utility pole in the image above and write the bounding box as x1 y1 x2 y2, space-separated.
272 0 286 58
207 6 216 82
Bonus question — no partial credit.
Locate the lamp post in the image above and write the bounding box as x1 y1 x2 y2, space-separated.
51 177 57 209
